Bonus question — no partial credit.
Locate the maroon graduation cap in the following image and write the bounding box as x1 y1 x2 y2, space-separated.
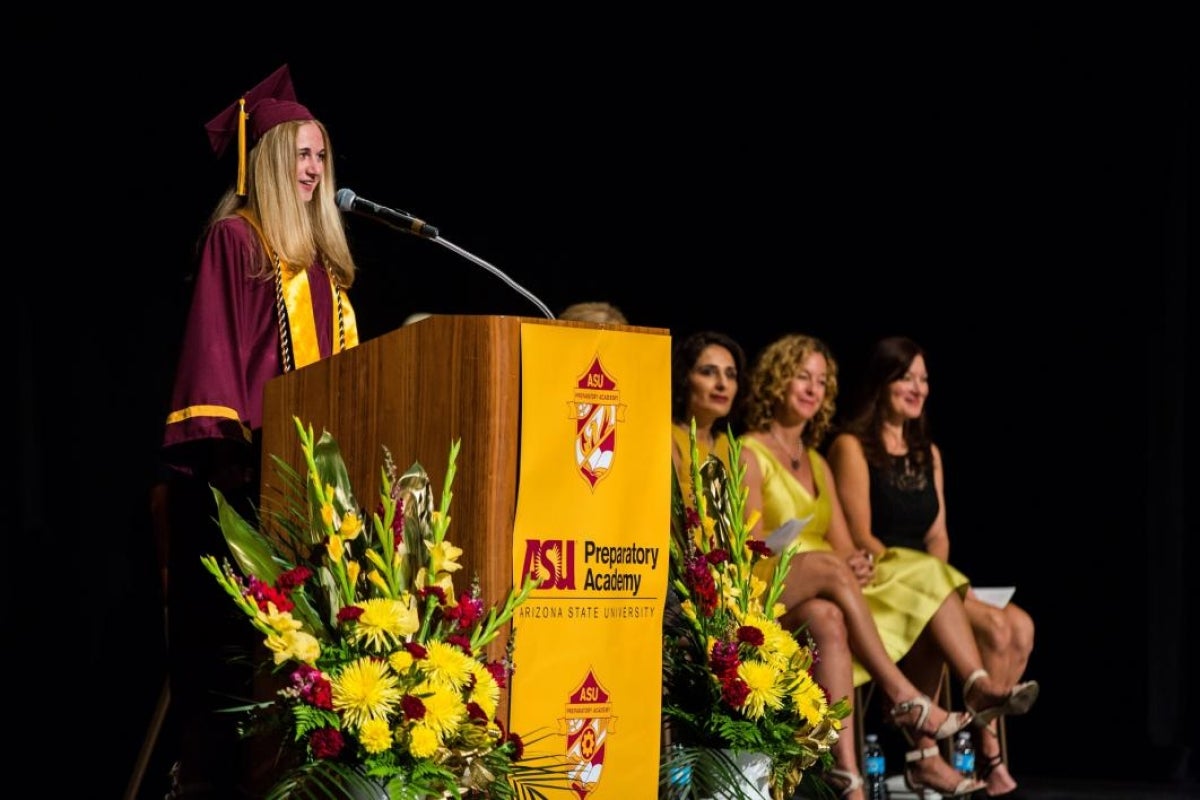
204 64 314 195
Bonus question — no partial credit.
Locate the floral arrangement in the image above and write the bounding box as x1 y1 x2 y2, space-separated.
202 417 563 799
661 423 851 800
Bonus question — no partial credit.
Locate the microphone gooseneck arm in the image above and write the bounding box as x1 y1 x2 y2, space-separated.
429 235 556 319
335 187 555 319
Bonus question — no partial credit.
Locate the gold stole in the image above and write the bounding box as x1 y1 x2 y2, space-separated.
237 210 359 369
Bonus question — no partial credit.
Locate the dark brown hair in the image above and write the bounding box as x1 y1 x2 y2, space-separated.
671 330 746 432
842 336 933 470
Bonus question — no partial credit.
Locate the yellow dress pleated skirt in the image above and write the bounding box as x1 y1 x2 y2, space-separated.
740 437 969 687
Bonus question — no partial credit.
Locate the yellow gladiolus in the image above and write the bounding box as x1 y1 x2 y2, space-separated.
339 511 364 540
327 533 344 562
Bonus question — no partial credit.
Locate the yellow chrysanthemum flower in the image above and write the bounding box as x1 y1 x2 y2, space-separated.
408 724 440 758
738 659 785 720
755 618 799 671
422 641 475 693
415 681 467 742
790 669 830 729
332 656 402 729
354 597 420 651
388 649 415 674
469 661 500 720
359 717 394 754
426 539 463 575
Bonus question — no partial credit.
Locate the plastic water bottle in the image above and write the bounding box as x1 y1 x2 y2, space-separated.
863 733 889 799
953 731 976 780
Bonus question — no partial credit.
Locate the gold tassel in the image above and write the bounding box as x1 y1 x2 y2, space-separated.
237 97 248 197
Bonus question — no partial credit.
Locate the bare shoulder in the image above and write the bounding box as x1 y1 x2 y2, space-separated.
827 432 864 463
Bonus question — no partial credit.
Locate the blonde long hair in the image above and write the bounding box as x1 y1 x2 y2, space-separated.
209 118 356 287
742 333 839 448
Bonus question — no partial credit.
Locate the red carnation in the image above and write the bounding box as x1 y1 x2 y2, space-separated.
721 676 750 709
506 731 525 761
309 727 344 759
337 605 364 623
446 634 472 655
276 565 312 591
405 642 428 659
705 548 729 565
485 661 508 689
466 701 488 722
737 625 765 647
402 694 427 721
421 585 447 605
746 539 772 557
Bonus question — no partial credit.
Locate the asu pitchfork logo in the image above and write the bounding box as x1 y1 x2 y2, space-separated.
567 355 627 490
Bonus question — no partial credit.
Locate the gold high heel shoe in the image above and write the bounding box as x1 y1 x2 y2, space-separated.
904 745 987 798
888 694 972 741
962 669 1040 727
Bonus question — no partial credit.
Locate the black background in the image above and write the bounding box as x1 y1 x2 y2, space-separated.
21 14 1192 797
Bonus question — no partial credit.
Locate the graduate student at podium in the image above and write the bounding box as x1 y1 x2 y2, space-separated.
157 64 361 798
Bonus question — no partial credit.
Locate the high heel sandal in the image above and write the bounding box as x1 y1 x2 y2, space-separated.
888 694 973 741
977 753 1018 797
825 768 864 797
904 744 987 798
974 719 1019 797
962 669 1040 728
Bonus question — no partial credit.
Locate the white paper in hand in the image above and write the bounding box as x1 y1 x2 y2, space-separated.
764 516 812 554
973 586 1016 609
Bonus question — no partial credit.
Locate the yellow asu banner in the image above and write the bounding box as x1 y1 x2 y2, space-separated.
510 322 670 799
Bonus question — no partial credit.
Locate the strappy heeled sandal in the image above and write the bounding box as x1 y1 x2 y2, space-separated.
962 669 1040 727
826 767 864 797
973 721 1019 797
889 693 973 741
904 744 987 798
977 753 1019 797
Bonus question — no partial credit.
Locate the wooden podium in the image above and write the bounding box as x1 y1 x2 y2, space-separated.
259 313 667 656
260 313 672 795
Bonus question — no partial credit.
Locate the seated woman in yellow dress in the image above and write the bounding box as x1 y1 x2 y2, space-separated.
738 333 1037 798
828 336 1037 797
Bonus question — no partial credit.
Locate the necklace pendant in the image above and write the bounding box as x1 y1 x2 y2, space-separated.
791 458 801 470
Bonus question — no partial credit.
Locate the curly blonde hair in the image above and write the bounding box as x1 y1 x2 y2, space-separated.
742 333 839 448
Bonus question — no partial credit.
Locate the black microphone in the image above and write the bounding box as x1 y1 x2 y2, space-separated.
335 188 440 239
